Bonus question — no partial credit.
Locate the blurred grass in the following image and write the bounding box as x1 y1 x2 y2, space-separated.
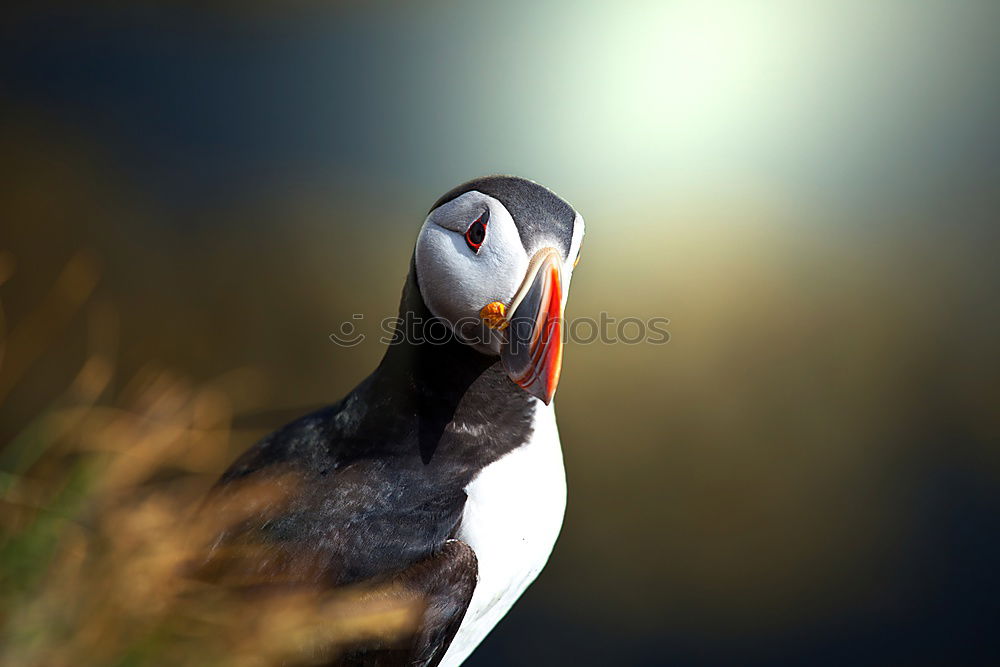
0 253 423 666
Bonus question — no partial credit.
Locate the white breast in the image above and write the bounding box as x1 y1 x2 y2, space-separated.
440 402 567 667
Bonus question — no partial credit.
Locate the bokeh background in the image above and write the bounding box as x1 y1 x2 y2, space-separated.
2 1 999 665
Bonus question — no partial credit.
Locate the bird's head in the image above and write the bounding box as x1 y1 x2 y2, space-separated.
414 176 584 405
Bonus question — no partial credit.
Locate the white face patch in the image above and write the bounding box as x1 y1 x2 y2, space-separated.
415 192 529 352
415 190 586 355
561 212 586 308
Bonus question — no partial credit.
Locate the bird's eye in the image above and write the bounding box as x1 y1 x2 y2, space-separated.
465 210 489 253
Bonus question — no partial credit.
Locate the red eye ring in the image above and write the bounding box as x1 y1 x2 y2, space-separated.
465 210 489 253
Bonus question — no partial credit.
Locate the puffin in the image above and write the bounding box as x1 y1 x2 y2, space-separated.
201 176 585 666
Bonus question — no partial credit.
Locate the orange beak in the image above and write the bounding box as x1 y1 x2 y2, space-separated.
500 248 564 404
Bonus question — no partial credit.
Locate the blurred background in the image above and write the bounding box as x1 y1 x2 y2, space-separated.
1 0 999 665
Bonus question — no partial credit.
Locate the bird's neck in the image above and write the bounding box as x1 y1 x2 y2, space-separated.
357 261 536 467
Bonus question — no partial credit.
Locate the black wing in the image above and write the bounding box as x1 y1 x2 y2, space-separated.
193 405 476 665
201 404 468 586
337 539 478 666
